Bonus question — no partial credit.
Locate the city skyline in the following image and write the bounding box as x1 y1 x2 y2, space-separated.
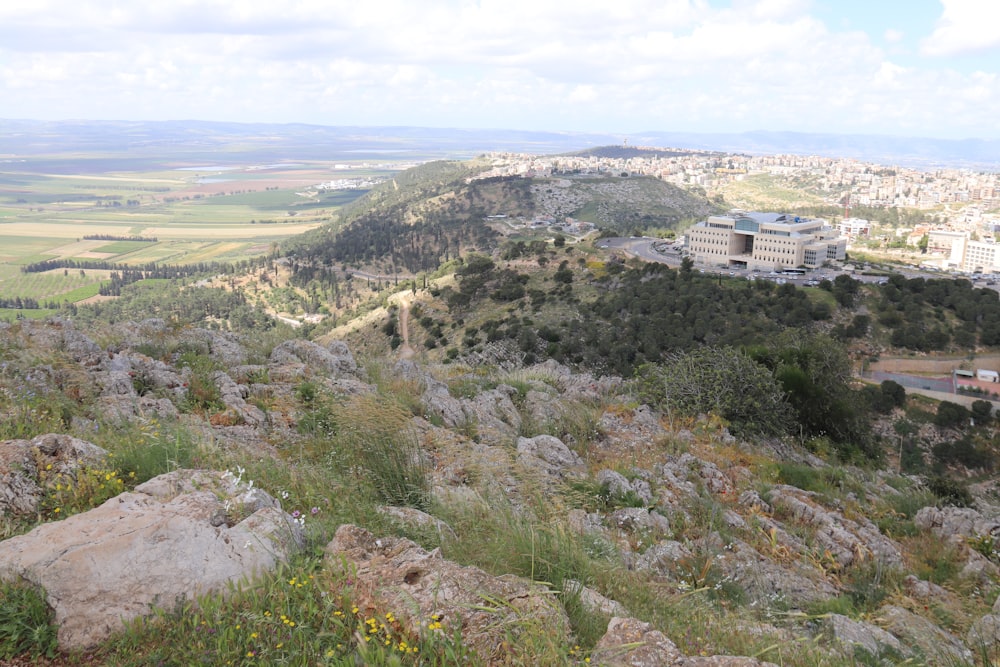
2 0 999 140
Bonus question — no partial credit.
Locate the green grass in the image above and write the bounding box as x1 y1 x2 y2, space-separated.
0 580 59 661
0 270 110 300
0 236 68 263
92 240 154 254
0 307 60 321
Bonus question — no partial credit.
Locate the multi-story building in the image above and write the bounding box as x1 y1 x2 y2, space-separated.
687 211 847 271
963 240 1000 273
838 218 871 240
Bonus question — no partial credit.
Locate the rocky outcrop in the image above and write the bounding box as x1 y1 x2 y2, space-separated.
822 613 905 658
180 328 248 367
462 385 521 446
213 370 266 426
767 485 902 567
269 339 357 377
0 434 108 518
879 605 972 664
591 617 777 667
915 505 1000 542
0 469 304 650
516 434 584 479
324 524 570 663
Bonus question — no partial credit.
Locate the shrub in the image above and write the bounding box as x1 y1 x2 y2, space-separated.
635 347 793 437
927 475 973 507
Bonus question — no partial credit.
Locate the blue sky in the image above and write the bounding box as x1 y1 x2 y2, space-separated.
1 0 998 140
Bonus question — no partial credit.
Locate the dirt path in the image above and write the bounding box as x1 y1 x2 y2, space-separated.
397 298 415 360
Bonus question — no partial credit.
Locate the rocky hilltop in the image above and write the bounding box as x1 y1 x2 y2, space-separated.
1 318 999 665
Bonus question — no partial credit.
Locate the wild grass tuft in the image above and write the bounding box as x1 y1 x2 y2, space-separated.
0 579 59 660
327 395 430 511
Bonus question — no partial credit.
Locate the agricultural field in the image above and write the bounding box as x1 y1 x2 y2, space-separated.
0 154 400 312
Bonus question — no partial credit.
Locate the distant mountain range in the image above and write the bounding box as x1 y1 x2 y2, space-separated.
1 119 997 170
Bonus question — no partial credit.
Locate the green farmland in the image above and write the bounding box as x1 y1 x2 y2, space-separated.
0 154 396 311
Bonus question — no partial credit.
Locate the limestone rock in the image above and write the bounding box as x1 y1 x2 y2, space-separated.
213 370 266 426
591 616 683 666
562 578 628 617
768 485 902 567
822 613 905 658
0 434 108 518
0 469 304 650
879 605 972 664
915 505 1000 542
324 524 569 663
180 328 248 367
967 614 1000 660
461 386 521 446
635 540 691 576
516 434 583 477
376 504 456 540
269 339 357 377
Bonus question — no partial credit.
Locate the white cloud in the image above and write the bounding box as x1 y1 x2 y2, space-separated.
0 0 997 138
884 28 904 44
921 0 1000 56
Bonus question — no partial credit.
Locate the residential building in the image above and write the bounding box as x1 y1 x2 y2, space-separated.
838 218 871 240
963 239 1000 273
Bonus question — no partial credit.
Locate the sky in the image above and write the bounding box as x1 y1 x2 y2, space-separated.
1 0 999 140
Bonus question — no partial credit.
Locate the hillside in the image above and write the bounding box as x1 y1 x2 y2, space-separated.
1 314 999 666
3 154 1000 665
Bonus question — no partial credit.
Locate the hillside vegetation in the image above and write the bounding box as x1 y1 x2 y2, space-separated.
2 157 1000 666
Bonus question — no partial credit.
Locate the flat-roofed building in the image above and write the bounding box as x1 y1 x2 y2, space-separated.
838 218 871 240
687 211 846 270
963 239 1000 273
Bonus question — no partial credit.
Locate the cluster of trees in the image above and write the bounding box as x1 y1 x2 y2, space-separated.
0 296 64 310
634 334 886 459
94 199 140 207
21 258 239 278
82 234 157 242
874 275 1000 350
531 262 833 374
74 280 275 333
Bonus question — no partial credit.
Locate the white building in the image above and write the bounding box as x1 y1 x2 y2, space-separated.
838 218 871 240
687 211 846 271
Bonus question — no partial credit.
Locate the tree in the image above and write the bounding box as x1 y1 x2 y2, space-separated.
935 401 970 429
971 399 993 426
634 347 794 437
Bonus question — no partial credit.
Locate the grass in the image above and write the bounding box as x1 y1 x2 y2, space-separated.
0 580 59 661
94 557 476 666
92 240 154 254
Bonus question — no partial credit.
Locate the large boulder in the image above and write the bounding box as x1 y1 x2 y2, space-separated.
0 469 304 650
325 524 570 663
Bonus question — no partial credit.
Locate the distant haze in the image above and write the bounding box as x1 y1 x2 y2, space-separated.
1 120 998 171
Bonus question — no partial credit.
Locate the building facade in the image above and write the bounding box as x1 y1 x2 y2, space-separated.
687 211 846 270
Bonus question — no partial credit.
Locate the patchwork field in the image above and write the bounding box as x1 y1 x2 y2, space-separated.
0 154 399 314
